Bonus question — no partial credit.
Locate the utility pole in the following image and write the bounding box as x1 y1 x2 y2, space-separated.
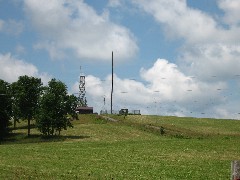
111 51 113 114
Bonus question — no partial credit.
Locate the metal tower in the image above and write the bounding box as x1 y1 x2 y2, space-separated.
79 66 87 107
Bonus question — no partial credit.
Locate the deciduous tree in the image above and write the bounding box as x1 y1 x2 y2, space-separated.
0 79 12 138
36 79 75 136
66 94 78 120
12 76 42 136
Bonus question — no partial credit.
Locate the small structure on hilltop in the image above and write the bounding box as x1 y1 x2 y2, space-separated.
76 106 93 114
119 109 141 115
119 109 128 115
100 109 141 115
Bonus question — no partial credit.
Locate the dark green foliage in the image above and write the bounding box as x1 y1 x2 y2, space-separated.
11 76 42 136
160 126 165 135
36 79 75 136
66 94 78 120
1 76 76 137
10 82 21 129
0 79 12 138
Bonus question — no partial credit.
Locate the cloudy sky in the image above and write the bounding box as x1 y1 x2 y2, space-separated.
1 0 240 119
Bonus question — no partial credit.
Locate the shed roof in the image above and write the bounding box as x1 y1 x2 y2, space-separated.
76 106 93 110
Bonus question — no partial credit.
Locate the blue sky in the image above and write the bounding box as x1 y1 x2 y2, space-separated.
1 0 240 118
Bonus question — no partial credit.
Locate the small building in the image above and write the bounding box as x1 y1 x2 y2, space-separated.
119 109 128 115
130 110 141 115
76 106 93 114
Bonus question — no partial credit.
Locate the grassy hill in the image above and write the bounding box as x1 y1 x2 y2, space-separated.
0 114 240 179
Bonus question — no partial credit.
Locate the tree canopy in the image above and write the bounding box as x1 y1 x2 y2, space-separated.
36 79 76 136
11 76 43 136
1 76 79 138
0 79 12 138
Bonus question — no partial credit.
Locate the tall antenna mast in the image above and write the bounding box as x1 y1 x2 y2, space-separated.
111 51 113 114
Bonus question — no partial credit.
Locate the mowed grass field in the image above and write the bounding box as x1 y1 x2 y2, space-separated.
0 114 240 179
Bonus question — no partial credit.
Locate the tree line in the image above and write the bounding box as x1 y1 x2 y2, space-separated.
0 75 78 139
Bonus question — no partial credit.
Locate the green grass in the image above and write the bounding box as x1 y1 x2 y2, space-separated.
110 115 240 138
0 114 240 179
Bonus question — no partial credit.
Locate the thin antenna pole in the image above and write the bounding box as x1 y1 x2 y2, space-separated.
111 51 113 114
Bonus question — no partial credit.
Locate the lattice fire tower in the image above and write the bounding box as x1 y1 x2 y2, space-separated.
79 67 87 107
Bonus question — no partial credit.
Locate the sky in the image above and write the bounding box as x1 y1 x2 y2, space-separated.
1 0 240 119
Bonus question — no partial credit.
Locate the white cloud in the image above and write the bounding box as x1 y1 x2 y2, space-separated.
131 0 240 83
180 43 240 81
72 58 232 118
15 44 26 54
139 59 227 105
0 19 24 36
131 0 220 44
218 0 240 26
108 0 122 7
0 53 51 85
24 0 138 61
0 19 4 31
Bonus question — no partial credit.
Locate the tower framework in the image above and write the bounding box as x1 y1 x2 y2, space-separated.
79 75 87 107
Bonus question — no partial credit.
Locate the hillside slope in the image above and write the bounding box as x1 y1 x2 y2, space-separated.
0 114 239 179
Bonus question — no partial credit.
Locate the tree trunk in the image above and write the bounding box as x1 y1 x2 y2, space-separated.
27 118 31 136
51 126 54 136
14 119 16 129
